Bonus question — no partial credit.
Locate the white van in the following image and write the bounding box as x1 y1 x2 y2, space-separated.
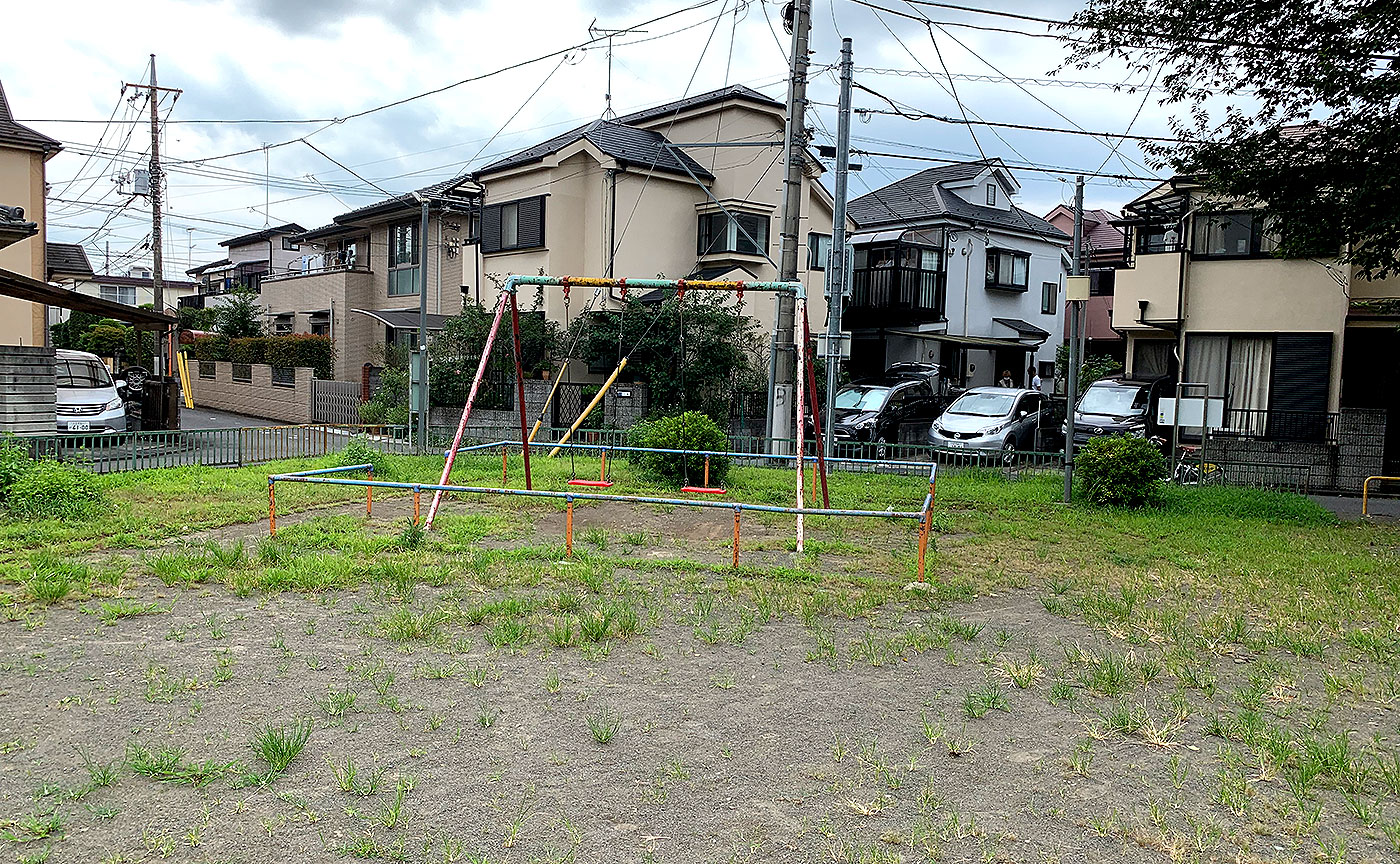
55 349 127 433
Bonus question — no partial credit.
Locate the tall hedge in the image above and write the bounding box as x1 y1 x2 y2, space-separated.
189 334 336 379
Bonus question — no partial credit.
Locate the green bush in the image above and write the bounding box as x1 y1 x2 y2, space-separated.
5 459 107 519
228 337 267 365
1077 435 1166 507
629 411 730 488
328 437 393 479
188 335 230 362
0 437 31 500
265 334 335 380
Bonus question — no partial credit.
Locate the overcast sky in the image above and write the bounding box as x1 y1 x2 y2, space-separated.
4 0 1182 279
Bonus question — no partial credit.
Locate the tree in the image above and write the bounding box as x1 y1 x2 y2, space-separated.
214 288 265 337
1062 0 1400 277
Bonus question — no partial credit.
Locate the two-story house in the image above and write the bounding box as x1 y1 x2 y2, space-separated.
1044 205 1127 365
184 223 307 306
46 243 198 322
1113 177 1400 478
0 80 63 346
845 160 1068 389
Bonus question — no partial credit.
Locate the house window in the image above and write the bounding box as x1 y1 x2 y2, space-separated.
808 232 832 270
1040 281 1058 314
99 284 137 306
697 210 769 257
1135 223 1182 254
281 236 300 251
1185 332 1332 440
985 249 1030 291
986 184 997 206
1191 211 1279 259
481 196 545 253
388 221 419 296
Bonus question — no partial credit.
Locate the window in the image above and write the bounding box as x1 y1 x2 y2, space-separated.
986 184 997 206
808 232 832 270
697 210 769 257
281 236 300 251
1135 222 1182 254
985 249 1030 291
99 284 136 306
1184 332 1332 440
1040 281 1058 315
389 221 419 296
56 357 111 388
1191 211 1279 259
481 196 545 253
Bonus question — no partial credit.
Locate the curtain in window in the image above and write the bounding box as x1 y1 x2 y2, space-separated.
1186 334 1228 396
1227 336 1272 434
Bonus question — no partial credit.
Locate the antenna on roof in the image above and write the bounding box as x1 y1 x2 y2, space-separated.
588 18 645 120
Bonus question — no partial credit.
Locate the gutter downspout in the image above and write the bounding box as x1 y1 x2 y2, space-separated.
436 214 442 315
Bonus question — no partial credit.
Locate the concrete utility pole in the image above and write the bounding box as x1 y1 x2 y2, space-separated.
414 196 431 450
769 0 811 451
823 37 853 459
1063 175 1085 503
147 55 165 374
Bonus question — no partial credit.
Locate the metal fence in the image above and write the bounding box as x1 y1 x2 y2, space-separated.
312 379 363 425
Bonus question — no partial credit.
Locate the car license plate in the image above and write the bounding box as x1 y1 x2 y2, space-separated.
68 421 90 432
947 440 964 448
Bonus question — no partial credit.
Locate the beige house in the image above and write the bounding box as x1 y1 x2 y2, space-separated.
46 243 198 318
1113 178 1400 472
0 81 63 345
275 85 836 383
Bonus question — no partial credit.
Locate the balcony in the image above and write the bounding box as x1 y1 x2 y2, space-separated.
846 267 945 329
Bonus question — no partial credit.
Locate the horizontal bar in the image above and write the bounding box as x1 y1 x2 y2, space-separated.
277 463 374 478
267 474 924 520
451 440 938 477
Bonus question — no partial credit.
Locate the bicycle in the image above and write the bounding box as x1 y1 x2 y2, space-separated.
1171 444 1226 486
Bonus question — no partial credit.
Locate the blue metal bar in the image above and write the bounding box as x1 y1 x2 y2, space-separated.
452 439 939 475
267 474 925 520
284 463 374 478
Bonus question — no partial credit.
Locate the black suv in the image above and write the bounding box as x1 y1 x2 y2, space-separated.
1069 376 1173 447
830 375 944 455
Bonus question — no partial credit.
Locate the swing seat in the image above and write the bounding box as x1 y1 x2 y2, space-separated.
681 485 727 495
567 479 613 488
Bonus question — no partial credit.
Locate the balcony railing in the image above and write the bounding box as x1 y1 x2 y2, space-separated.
847 268 945 327
263 255 372 284
1207 408 1339 444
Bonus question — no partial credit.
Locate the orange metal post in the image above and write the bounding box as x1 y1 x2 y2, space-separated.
565 497 574 557
703 456 710 488
413 486 421 525
366 467 374 516
502 445 509 485
600 449 608 483
732 506 741 568
268 481 277 536
916 508 932 583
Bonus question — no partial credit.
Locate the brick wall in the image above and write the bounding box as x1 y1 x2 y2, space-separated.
188 360 312 424
1201 408 1388 493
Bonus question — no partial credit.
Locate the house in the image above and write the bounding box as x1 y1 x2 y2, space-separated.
1113 177 1400 480
184 222 306 306
271 84 835 383
844 160 1068 389
0 80 63 346
468 84 834 343
1043 205 1127 364
46 243 198 316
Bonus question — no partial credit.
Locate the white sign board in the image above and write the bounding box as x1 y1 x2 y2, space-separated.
816 332 851 359
1157 396 1225 429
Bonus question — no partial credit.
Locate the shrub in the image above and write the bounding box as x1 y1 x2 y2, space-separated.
329 437 393 479
228 337 267 365
265 334 335 380
1076 434 1166 507
0 437 31 501
5 459 107 519
188 335 230 362
630 411 730 488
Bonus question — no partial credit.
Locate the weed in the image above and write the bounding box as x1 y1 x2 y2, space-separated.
963 679 1010 718
328 756 384 796
76 746 119 788
543 669 562 694
587 706 621 744
476 702 497 728
96 598 162 625
3 809 63 844
311 685 358 718
250 719 313 779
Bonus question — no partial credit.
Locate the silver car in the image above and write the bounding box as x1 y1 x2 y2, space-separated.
928 387 1042 454
56 349 127 433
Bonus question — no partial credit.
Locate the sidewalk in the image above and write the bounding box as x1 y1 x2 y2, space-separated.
1309 493 1400 522
179 406 283 430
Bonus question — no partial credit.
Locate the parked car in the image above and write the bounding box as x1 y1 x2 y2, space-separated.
829 376 943 456
56 349 127 433
1066 376 1173 448
928 387 1043 454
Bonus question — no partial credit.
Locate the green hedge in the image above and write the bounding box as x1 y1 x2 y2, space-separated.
188 334 335 379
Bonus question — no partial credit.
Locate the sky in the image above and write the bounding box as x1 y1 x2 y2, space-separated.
2 0 1188 280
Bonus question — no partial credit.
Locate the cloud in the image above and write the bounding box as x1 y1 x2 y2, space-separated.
234 0 479 37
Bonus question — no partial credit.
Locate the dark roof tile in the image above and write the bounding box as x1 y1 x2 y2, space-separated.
849 161 1069 241
477 119 712 180
46 242 93 278
219 222 307 248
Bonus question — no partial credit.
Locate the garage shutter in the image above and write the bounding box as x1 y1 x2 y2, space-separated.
1267 333 1332 441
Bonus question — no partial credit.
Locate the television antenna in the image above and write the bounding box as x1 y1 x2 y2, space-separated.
588 19 646 119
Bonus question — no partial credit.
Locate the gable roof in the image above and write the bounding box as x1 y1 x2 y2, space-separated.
46 242 93 279
0 81 62 155
327 176 480 227
219 223 307 248
848 161 1069 241
476 119 713 180
1044 204 1126 252
614 84 783 127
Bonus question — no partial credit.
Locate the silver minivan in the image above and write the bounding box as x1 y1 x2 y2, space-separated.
928 387 1042 454
56 349 127 433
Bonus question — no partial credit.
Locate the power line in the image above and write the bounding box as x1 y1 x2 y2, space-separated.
848 147 1163 182
852 65 1165 91
831 95 1188 143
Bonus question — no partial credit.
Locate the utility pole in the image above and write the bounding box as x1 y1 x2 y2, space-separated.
413 195 431 451
769 0 811 452
1063 175 1086 503
824 37 853 458
126 57 181 377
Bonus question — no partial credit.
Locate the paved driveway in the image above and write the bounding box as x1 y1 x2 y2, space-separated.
179 406 282 429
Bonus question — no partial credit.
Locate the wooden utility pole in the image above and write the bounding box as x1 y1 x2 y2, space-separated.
125 57 181 374
769 0 812 450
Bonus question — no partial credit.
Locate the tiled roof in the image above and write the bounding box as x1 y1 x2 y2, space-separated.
46 242 93 278
0 81 62 154
992 317 1050 339
330 176 478 225
219 223 306 248
849 161 1069 241
477 119 713 180
613 84 783 126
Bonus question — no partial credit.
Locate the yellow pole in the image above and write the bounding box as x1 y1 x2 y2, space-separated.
548 357 628 457
528 371 570 443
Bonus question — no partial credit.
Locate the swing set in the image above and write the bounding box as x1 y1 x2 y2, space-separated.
267 275 938 580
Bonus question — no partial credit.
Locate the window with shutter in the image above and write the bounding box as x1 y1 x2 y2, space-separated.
1267 333 1332 441
481 196 546 253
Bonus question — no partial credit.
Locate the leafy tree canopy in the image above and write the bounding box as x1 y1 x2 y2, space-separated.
1063 0 1400 277
214 289 265 338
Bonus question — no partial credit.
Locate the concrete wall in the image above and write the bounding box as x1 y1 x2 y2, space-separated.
188 360 313 425
1112 251 1183 332
0 345 55 434
1200 408 1386 493
427 379 650 442
0 143 47 346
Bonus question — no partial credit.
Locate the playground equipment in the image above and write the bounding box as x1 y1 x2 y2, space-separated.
265 274 939 578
